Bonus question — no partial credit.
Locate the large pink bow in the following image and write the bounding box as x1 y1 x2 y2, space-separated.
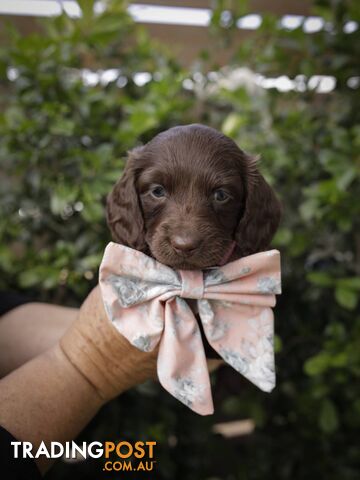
99 242 281 415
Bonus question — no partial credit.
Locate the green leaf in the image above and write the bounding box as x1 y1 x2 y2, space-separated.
250 402 266 428
19 270 41 288
330 352 348 368
336 167 356 191
77 0 95 20
335 287 358 310
221 396 243 416
273 228 292 246
274 334 282 353
299 198 319 222
222 113 243 136
92 13 129 35
50 185 78 215
307 272 334 288
50 118 75 136
81 202 104 222
304 352 331 376
319 399 339 433
337 277 360 291
78 253 103 270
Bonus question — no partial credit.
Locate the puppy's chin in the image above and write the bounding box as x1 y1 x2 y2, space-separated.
148 246 223 271
164 259 209 271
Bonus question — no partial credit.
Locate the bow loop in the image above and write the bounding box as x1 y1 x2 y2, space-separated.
99 242 281 415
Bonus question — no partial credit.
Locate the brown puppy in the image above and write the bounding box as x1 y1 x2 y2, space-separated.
106 124 281 359
106 123 281 270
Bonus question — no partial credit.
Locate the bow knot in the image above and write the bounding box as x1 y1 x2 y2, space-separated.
99 242 281 415
180 270 204 299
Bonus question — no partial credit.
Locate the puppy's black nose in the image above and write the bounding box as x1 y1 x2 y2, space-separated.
171 234 201 254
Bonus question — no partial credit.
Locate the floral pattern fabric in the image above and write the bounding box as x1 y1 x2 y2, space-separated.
99 242 281 415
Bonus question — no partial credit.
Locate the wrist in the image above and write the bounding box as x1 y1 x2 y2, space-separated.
59 286 157 402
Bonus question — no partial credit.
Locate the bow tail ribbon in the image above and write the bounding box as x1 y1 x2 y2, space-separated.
157 297 213 415
198 299 276 393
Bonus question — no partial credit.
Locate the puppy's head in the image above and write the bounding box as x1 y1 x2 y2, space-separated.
107 124 281 270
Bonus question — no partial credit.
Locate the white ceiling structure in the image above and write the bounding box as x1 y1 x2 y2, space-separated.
0 1 356 32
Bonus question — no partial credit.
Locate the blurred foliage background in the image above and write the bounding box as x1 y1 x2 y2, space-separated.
0 0 359 478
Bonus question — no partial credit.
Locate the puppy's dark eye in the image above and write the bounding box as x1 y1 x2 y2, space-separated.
150 185 166 198
213 189 231 203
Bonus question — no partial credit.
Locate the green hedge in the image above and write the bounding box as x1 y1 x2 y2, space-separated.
0 1 359 478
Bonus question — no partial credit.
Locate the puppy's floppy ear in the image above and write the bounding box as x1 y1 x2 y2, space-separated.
235 154 282 255
106 147 147 251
